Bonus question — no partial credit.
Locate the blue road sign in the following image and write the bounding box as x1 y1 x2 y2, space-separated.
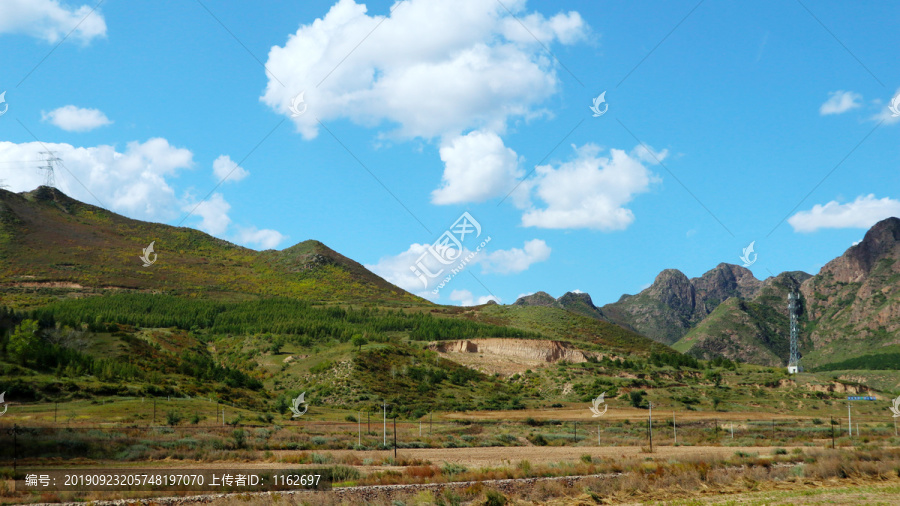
847 396 876 401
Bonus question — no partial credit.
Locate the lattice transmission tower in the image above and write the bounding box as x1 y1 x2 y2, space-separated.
38 151 60 188
787 291 801 374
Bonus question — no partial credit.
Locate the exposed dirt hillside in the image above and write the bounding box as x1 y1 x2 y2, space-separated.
428 338 593 375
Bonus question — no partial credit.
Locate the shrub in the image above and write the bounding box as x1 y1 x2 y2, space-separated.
629 390 647 408
441 462 467 476
484 490 508 506
166 411 183 426
329 465 360 482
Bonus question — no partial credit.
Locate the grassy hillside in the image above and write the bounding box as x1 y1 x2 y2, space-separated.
434 303 674 357
673 298 789 366
0 187 422 307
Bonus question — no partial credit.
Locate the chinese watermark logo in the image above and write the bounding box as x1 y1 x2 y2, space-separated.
289 92 308 117
0 91 7 116
890 395 900 417
0 391 7 416
740 241 757 267
590 91 608 117
410 212 492 295
290 392 308 417
589 392 607 417
140 241 158 267
889 92 900 118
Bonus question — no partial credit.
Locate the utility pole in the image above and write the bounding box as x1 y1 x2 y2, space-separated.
367 411 370 433
831 416 835 449
847 403 852 437
358 411 362 447
393 418 397 460
383 402 387 447
574 421 577 443
673 411 676 445
730 422 734 439
54 401 58 424
648 402 653 453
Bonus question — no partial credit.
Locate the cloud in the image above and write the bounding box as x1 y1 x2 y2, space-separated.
366 238 547 296
212 155 249 183
476 238 550 274
820 91 862 115
431 130 521 204
235 226 286 250
520 144 660 230
0 0 106 43
366 243 441 294
41 105 112 132
186 193 231 236
261 0 586 140
0 139 285 250
449 289 500 307
788 194 900 232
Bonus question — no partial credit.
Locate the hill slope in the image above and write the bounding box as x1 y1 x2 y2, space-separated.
0 187 422 306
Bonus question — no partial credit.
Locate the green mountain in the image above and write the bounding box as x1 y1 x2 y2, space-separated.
0 186 422 307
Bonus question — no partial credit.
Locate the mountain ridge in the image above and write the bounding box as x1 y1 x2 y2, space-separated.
0 186 423 305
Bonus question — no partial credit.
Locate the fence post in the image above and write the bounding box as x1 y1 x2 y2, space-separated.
831 416 835 449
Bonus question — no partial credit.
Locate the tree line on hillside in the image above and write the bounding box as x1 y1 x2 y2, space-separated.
26 294 540 341
0 304 262 391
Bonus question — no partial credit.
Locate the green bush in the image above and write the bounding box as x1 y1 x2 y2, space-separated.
484 490 508 506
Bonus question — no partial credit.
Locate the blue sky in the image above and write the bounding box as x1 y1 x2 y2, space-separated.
1 0 898 306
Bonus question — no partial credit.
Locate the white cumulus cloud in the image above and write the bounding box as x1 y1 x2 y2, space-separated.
366 238 549 295
235 226 286 250
186 193 231 236
820 90 862 115
0 0 107 43
520 144 660 230
41 105 112 132
212 155 249 183
431 130 521 204
449 289 500 307
475 238 550 274
260 0 586 140
788 194 900 232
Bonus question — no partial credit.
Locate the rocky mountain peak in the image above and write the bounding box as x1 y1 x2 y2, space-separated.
821 217 900 282
513 291 558 307
647 269 695 313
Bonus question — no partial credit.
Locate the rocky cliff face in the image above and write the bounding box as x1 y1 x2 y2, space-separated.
600 264 763 345
798 217 900 367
